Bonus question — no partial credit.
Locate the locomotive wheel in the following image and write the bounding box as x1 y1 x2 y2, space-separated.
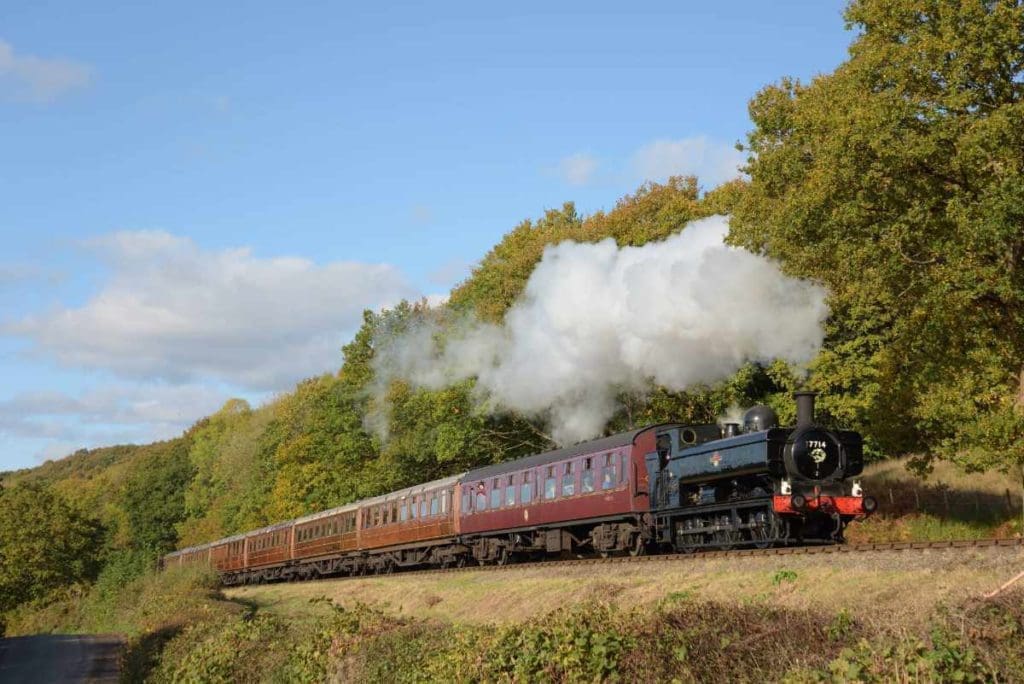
496 547 511 566
712 528 742 551
676 534 702 554
749 510 781 549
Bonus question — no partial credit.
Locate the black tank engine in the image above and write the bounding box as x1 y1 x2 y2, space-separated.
646 392 877 552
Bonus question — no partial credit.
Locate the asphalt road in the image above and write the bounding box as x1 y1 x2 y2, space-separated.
0 634 122 683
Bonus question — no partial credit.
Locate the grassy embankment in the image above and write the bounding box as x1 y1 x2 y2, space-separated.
850 457 1023 542
6 547 1023 682
4 458 1023 682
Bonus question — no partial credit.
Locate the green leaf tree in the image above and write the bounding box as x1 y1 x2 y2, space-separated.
0 481 104 612
731 0 1024 492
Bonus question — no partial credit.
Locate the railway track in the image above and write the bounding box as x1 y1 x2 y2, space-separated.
232 537 1024 586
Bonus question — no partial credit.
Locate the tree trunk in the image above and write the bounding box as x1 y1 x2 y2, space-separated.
1018 369 1024 533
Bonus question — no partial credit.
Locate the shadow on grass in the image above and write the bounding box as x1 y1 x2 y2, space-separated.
866 478 1021 525
120 624 183 682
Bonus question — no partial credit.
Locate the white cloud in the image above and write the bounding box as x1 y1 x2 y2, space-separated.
0 383 231 460
630 136 744 188
0 39 92 103
0 262 64 288
428 258 472 287
6 230 418 390
558 153 599 186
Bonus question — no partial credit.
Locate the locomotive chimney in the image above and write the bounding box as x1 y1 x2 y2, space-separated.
722 422 740 438
793 391 817 428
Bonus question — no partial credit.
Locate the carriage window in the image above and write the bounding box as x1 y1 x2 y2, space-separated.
430 493 439 516
520 472 533 503
400 501 408 522
420 496 428 517
441 490 449 514
582 457 594 493
490 478 501 509
505 476 516 506
602 453 617 489
476 484 488 511
462 490 470 514
544 466 557 499
562 462 576 496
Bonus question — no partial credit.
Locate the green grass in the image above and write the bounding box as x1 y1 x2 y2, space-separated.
852 457 1024 542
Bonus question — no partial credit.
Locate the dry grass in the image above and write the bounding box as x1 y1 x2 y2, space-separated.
864 456 1022 487
227 545 1024 634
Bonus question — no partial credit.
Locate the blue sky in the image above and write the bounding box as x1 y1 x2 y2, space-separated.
0 1 853 471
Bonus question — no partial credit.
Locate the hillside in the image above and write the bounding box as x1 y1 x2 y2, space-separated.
2 3 1024 681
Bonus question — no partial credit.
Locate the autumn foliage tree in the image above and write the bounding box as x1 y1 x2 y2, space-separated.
0 482 104 613
731 0 1024 486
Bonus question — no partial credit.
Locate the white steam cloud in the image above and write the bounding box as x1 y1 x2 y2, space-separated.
371 215 828 445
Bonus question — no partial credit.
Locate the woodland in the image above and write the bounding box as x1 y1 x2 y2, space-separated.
1 0 1023 628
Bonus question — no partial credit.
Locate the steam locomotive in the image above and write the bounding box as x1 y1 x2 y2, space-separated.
647 391 875 552
164 392 876 583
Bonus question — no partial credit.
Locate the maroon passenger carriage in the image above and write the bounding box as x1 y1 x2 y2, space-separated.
458 424 690 562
